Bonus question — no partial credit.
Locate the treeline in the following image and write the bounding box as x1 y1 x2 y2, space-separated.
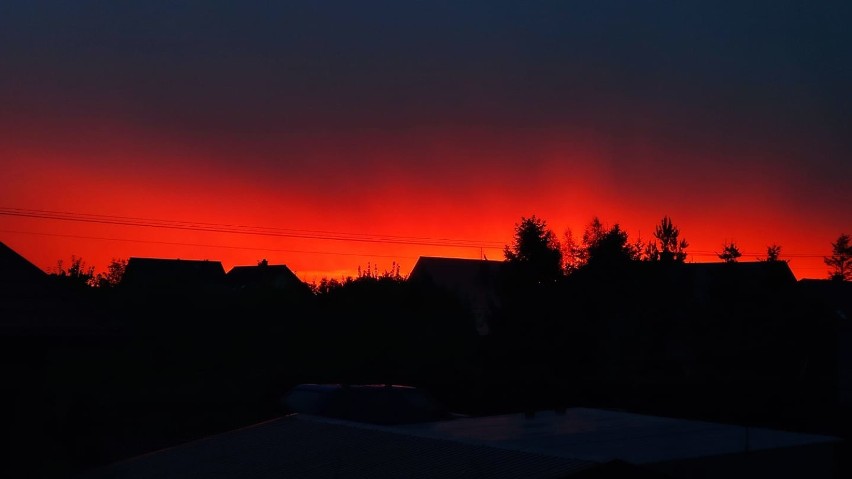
7 215 850 478
482 214 846 423
47 215 851 289
502 214 850 281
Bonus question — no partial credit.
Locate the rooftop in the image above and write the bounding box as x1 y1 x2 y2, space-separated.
394 407 840 465
81 407 842 479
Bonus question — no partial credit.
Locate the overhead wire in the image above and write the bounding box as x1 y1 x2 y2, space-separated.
0 229 423 259
0 207 505 250
0 206 833 260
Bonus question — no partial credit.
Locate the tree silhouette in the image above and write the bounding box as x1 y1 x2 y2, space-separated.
561 228 583 275
561 218 605 273
584 221 638 268
825 233 852 281
356 261 404 282
310 277 344 295
51 255 96 287
718 241 742 263
647 216 688 263
504 215 563 284
563 217 641 273
761 244 783 262
581 216 606 256
96 258 128 287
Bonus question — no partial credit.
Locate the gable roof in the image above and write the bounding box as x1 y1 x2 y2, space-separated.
408 256 505 288
226 263 308 291
0 241 103 335
684 260 797 286
80 408 840 479
682 261 798 305
121 257 226 289
408 256 505 335
576 260 799 301
81 414 597 479
0 241 49 292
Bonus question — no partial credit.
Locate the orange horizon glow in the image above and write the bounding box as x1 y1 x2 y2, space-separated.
0 213 838 283
1 127 847 283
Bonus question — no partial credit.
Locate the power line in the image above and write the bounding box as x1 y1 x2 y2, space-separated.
0 229 430 259
0 207 506 249
0 206 832 258
1 207 505 244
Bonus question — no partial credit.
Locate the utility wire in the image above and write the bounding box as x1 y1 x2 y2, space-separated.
0 229 432 259
0 207 505 249
0 207 831 258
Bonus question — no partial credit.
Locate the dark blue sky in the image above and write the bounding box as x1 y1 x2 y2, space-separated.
3 1 850 135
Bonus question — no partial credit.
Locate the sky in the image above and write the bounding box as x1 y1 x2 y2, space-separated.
1 0 850 281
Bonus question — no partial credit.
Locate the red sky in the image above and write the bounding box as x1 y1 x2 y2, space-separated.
1 2 850 281
1 123 844 281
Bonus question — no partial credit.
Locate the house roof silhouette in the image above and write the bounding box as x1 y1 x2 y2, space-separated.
683 260 797 288
573 260 799 302
0 241 115 335
226 262 310 293
0 241 57 324
0 240 48 293
409 256 505 283
81 413 598 479
121 257 226 289
408 256 505 335
640 260 799 304
79 408 840 479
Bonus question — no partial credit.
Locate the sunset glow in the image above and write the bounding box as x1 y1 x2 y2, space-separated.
1 1 849 282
